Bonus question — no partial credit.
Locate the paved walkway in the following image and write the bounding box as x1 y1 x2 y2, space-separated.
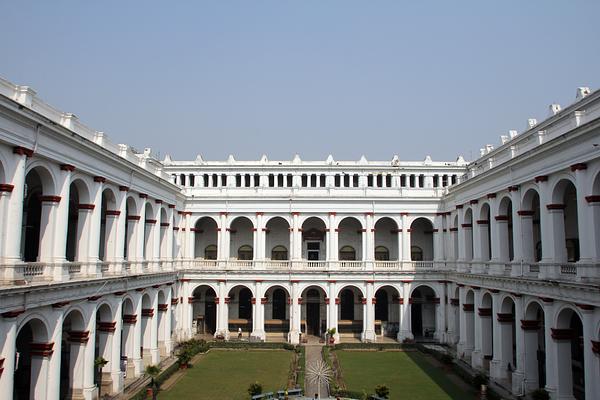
303 343 330 399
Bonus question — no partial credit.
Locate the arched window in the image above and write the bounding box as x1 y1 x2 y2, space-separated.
411 246 423 261
339 245 356 261
271 245 288 260
238 245 253 260
204 245 217 260
375 246 389 261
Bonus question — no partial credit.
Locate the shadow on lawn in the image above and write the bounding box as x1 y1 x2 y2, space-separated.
404 350 478 400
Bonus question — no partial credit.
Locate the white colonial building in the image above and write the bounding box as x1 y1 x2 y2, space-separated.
0 76 598 400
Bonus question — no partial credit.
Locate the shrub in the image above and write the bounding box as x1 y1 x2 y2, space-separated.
375 384 389 398
472 373 488 388
440 353 454 365
248 381 263 396
531 388 550 400
283 343 295 351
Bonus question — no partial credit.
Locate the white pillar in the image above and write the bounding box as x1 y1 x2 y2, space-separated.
289 281 300 344
87 179 103 263
82 303 98 400
328 212 337 261
512 296 525 396
327 281 339 342
132 295 143 377
362 281 375 341
110 299 124 394
401 213 411 262
398 282 412 340
4 149 28 265
0 317 17 396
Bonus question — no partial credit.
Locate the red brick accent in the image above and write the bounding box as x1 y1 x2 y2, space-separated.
251 297 256 305
470 199 478 205
40 195 61 203
68 330 90 343
456 204 463 209
463 304 474 312
476 220 489 225
106 210 121 216
291 212 300 216
508 185 519 192
256 212 264 216
139 193 148 199
592 340 600 355
122 314 137 324
261 297 268 305
155 199 163 204
60 164 76 172
0 184 14 192
450 298 459 306
335 298 341 305
168 204 176 208
576 303 595 311
585 195 600 203
171 298 179 305
534 175 548 183
546 204 565 210
52 301 70 308
461 223 472 228
30 342 54 357
13 146 34 157
400 212 409 216
187 297 195 304
478 308 492 317
145 219 157 224
449 227 458 232
521 320 541 330
113 291 126 296
78 203 95 210
570 163 587 171
517 210 534 216
487 193 496 199
127 215 141 221
160 222 170 227
297 298 303 305
495 215 509 221
495 313 514 324
1 309 25 318
142 308 154 317
87 295 102 301
325 298 330 305
329 212 336 216
93 176 106 183
364 212 374 216
119 186 129 191
98 322 117 332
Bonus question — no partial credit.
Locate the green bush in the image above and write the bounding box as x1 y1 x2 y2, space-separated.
472 373 488 388
440 353 454 365
247 381 263 396
374 384 389 398
531 388 550 400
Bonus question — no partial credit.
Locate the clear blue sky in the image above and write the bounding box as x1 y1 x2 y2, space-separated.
1 1 599 162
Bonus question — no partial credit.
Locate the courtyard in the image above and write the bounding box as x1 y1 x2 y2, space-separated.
159 350 293 400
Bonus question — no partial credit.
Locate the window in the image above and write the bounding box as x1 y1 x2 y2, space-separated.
375 246 389 261
271 245 288 260
204 245 217 260
235 174 241 187
301 174 308 187
411 246 423 261
353 174 359 187
203 174 209 187
238 245 253 260
339 245 356 261
433 175 439 187
307 242 320 260
189 174 195 187
334 174 340 187
376 174 382 187
310 174 317 187
418 174 424 188
254 174 260 187
385 174 392 187
367 174 374 187
320 174 326 187
343 174 350 187
287 174 293 187
268 174 275 187
180 174 186 186
400 175 406 187
245 174 251 187
278 174 284 187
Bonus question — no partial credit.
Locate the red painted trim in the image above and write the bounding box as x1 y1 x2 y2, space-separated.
93 176 106 183
461 223 472 228
1 309 25 318
68 330 90 343
508 185 519 192
476 220 489 225
456 204 463 209
30 342 54 357
106 210 121 216
534 175 548 183
168 204 176 208
127 215 141 221
40 195 61 203
470 199 478 205
0 184 14 192
570 163 587 171
487 193 496 199
495 215 509 221
585 195 600 203
517 210 534 216
139 193 148 199
60 164 76 172
119 185 129 191
546 204 565 210
78 203 95 210
13 146 34 157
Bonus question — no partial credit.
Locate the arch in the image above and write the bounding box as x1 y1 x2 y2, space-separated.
24 163 56 195
96 302 113 321
124 196 139 260
301 217 327 261
553 179 580 262
22 166 58 262
521 188 543 262
229 216 254 260
554 306 585 399
14 316 51 399
338 217 363 261
410 284 438 340
463 208 474 261
522 300 546 390
143 202 155 260
335 284 366 299
99 187 118 261
191 284 217 335
227 284 253 337
374 285 401 338
194 216 218 259
300 285 327 337
237 245 253 260
69 176 91 204
60 308 88 397
374 217 399 261
264 285 290 338
478 202 492 261
480 292 493 368
265 217 290 260
410 217 434 261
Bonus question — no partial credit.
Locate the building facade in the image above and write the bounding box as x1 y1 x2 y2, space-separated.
0 76 598 400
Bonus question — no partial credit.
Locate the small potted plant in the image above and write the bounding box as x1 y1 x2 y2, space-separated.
247 381 262 397
326 327 336 345
145 365 160 399
375 384 390 399
94 357 108 398
177 348 192 369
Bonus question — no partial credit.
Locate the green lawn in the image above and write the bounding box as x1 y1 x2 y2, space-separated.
159 350 292 400
335 350 475 400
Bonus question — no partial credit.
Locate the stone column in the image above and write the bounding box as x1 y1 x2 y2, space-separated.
490 292 503 379
52 165 73 269
511 296 525 396
456 206 466 263
219 212 229 260
401 213 411 262
132 295 143 377
328 212 337 261
510 189 523 264
0 316 17 395
542 301 557 397
252 282 266 340
289 281 300 344
398 281 412 340
82 303 98 400
433 213 444 262
110 299 124 394
581 307 596 399
362 281 375 341
327 281 339 342
471 288 483 369
364 212 375 264
38 196 61 264
88 178 104 264
4 149 28 267
573 166 593 263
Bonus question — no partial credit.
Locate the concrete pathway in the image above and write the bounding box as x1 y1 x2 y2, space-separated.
303 343 330 399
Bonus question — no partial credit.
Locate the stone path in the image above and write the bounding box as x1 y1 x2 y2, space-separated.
303 343 330 399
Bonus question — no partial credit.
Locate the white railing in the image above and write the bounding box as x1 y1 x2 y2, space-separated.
2 259 598 286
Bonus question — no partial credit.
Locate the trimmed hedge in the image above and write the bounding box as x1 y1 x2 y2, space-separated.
332 342 415 351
